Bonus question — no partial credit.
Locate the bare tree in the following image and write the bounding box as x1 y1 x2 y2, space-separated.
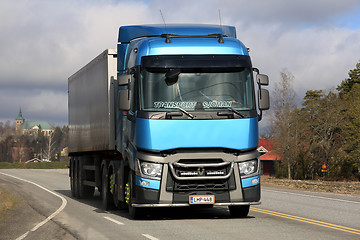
43 132 56 161
271 69 297 179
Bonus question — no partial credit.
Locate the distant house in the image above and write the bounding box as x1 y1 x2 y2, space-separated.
26 158 51 163
25 158 42 163
15 108 54 136
258 139 281 175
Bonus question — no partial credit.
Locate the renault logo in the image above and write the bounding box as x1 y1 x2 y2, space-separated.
197 167 205 176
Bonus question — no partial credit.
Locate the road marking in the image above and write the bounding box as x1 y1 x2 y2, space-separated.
0 171 67 240
104 216 124 225
251 207 360 236
263 189 360 204
142 234 160 240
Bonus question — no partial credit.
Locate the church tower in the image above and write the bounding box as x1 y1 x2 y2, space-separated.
15 108 25 133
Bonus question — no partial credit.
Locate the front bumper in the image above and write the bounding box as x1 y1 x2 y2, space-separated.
132 201 261 208
132 150 261 207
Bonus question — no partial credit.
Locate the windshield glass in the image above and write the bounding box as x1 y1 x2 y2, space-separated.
140 67 254 111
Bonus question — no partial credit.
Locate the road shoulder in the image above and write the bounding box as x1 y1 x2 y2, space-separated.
0 176 76 240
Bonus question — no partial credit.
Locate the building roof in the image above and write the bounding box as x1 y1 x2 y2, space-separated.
21 121 53 130
258 139 281 161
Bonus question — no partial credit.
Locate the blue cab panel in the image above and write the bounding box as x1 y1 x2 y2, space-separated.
241 175 260 188
136 118 258 151
118 24 236 43
117 24 248 72
135 176 160 190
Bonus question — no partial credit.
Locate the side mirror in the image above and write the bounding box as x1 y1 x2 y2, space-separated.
258 89 270 110
118 74 132 111
257 74 269 86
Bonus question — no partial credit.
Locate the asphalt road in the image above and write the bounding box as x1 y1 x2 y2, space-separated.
0 169 359 240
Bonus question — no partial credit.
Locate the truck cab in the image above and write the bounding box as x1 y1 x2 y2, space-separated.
116 25 269 217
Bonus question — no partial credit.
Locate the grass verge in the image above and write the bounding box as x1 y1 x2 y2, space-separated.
0 161 69 169
0 187 22 222
261 176 360 195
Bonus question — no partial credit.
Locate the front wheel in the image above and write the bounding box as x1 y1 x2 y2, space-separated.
125 172 143 219
228 205 250 218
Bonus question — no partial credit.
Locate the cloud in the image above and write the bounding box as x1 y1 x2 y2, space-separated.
0 88 67 125
0 0 360 126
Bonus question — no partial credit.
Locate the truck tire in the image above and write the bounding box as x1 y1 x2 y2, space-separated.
70 158 75 197
109 170 128 210
74 158 80 198
117 161 128 210
228 205 250 218
102 167 114 210
125 171 143 219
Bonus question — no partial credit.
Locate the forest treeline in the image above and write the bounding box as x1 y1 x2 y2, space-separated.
270 61 360 180
0 123 68 162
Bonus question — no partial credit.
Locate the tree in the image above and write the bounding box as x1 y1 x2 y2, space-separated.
0 122 15 162
337 61 360 95
335 61 360 179
0 135 14 162
13 134 34 162
34 126 46 160
340 83 360 179
43 132 56 161
270 61 360 180
300 90 344 179
270 69 297 179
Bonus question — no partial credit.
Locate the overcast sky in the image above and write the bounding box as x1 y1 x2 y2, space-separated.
1 0 360 126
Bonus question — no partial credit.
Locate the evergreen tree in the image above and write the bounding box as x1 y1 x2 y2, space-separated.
337 61 360 95
340 84 360 179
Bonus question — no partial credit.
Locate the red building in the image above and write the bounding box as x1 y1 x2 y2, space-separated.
258 139 281 175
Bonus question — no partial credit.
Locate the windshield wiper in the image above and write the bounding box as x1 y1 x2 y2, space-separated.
161 106 195 119
216 107 245 118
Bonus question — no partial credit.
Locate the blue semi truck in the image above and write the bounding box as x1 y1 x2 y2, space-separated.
68 24 269 219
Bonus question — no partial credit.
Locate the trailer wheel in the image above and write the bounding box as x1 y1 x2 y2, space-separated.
125 172 143 219
228 205 250 218
101 167 114 210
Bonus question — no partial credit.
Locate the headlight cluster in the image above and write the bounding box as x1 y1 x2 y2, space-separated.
136 159 162 180
239 159 258 176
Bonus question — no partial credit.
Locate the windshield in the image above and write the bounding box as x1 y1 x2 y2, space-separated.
140 67 254 111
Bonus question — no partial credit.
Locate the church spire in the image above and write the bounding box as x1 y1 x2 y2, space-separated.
16 107 25 133
16 107 24 120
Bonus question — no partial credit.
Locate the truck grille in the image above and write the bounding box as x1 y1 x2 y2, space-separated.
167 159 235 192
174 179 229 191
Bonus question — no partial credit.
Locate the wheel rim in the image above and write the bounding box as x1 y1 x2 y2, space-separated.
109 174 115 195
125 182 130 204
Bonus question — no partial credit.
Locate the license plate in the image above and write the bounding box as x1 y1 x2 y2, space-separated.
189 195 215 205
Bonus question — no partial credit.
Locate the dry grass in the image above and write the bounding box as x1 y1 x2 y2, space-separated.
0 187 22 222
261 176 360 195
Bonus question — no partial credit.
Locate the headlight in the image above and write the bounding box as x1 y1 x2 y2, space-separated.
239 160 258 176
137 160 162 180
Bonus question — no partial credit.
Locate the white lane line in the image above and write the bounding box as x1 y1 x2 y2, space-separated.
142 234 160 240
0 172 67 240
104 216 124 225
263 188 360 204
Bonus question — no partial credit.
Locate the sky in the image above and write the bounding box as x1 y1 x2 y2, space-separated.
0 0 360 127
